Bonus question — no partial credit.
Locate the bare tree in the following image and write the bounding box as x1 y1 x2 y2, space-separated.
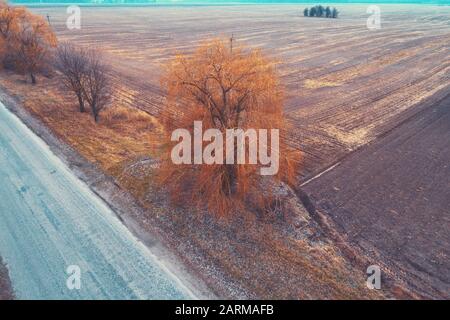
56 42 89 112
83 50 111 123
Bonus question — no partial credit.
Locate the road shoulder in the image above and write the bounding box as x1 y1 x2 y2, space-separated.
0 257 14 300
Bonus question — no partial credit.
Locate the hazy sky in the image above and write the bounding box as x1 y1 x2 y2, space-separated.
11 0 450 4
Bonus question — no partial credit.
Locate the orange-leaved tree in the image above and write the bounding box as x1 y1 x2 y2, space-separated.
158 39 299 217
0 2 56 83
0 2 26 65
12 10 56 84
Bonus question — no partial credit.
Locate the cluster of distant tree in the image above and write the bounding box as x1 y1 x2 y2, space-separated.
303 5 339 19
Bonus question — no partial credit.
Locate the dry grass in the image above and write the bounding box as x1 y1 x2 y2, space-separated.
304 79 342 89
325 125 371 149
0 71 163 175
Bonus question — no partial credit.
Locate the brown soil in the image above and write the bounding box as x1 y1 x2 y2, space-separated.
303 91 450 299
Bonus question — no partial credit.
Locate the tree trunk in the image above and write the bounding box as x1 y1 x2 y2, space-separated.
222 136 239 195
92 104 99 123
30 73 36 85
223 164 238 196
77 94 85 113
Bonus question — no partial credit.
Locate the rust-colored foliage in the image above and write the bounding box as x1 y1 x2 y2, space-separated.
158 39 300 217
0 1 56 83
0 3 24 38
0 2 24 62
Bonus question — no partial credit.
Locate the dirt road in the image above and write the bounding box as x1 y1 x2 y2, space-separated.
0 101 195 299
